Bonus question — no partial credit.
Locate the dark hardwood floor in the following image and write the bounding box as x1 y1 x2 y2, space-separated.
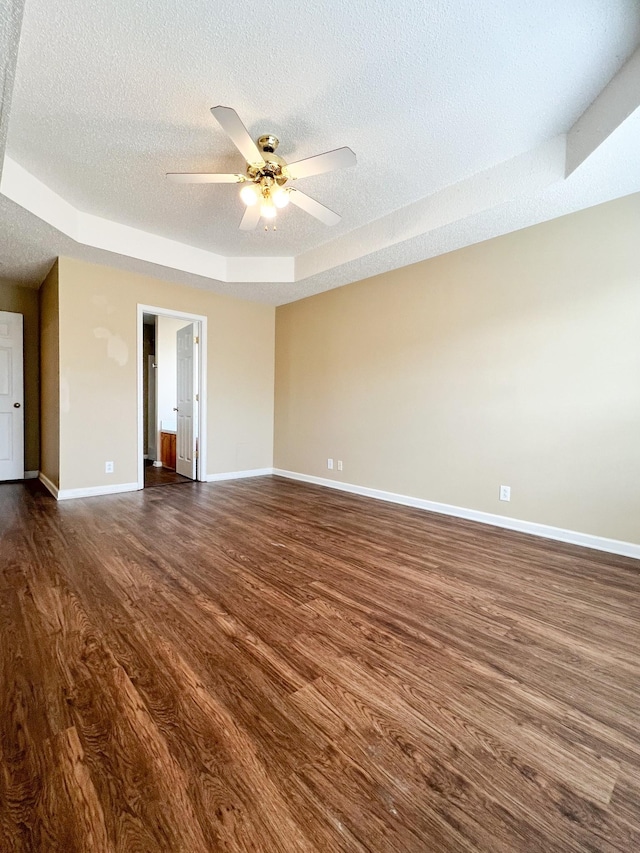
0 476 639 852
143 461 191 488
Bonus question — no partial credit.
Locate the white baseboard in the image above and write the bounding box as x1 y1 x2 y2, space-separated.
24 470 38 479
39 472 59 499
39 477 140 501
35 463 639 560
56 482 140 501
205 467 275 483
273 469 640 561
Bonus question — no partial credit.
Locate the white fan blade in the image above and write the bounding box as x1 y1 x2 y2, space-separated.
288 189 341 226
211 106 265 165
285 147 356 180
166 173 244 183
239 204 261 231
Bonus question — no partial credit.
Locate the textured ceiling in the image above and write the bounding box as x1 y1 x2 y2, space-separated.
0 0 25 179
1 0 640 303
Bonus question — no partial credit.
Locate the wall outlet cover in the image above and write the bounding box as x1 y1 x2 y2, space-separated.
499 485 511 501
327 458 334 470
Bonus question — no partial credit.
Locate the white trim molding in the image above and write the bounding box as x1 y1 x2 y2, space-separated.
39 473 140 500
56 482 140 501
205 468 275 483
24 470 38 479
273 469 640 561
36 463 639 559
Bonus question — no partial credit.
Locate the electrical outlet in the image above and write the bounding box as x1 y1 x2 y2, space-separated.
337 460 343 471
327 458 334 470
499 485 511 501
105 461 114 474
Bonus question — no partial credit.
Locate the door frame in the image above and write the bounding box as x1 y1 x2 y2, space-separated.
136 304 208 489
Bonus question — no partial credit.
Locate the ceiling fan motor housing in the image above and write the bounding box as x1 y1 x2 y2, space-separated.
247 139 289 187
258 134 279 154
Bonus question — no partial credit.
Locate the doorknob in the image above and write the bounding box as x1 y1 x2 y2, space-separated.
13 402 20 408
173 407 179 412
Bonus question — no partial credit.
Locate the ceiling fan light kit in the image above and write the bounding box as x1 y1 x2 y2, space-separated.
272 188 290 209
166 106 356 231
260 195 277 219
239 185 258 206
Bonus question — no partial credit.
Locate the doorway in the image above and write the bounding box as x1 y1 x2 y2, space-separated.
137 305 207 490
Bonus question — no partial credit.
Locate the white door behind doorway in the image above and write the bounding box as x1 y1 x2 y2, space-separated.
176 323 197 479
0 311 24 480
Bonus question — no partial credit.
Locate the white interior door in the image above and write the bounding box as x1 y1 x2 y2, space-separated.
176 323 198 479
0 311 24 480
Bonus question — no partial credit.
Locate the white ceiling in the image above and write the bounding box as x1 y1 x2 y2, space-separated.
1 0 639 304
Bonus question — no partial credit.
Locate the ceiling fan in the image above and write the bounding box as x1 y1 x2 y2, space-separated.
167 106 356 230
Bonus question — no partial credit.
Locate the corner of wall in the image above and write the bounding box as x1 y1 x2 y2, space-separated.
39 260 60 489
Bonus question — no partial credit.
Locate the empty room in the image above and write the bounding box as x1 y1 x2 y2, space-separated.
1 1 639 851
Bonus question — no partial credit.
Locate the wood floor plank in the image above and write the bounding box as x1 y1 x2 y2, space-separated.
41 726 113 853
1 476 639 851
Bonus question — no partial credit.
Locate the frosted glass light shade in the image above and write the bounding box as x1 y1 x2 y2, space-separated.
260 200 277 219
240 185 259 206
272 189 290 209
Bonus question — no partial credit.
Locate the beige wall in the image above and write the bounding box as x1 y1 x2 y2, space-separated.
57 257 275 491
275 193 640 545
0 279 39 473
39 262 60 486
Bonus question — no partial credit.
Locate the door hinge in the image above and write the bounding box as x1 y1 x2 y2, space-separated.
195 393 199 402
194 450 199 459
194 336 199 344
